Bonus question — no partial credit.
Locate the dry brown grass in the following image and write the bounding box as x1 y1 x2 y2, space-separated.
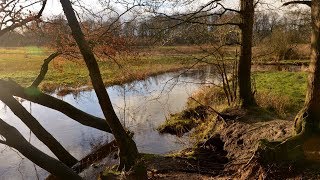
190 85 295 119
255 91 293 119
253 43 311 62
187 86 227 108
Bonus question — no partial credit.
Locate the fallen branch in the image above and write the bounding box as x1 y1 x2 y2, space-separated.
72 140 118 173
189 96 227 124
189 97 242 123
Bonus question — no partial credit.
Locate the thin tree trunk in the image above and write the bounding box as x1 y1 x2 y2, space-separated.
238 0 257 108
59 0 139 170
0 88 78 167
0 118 82 180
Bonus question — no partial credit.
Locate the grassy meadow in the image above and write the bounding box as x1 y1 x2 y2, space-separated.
253 71 307 117
0 46 207 92
0 45 310 104
158 71 309 137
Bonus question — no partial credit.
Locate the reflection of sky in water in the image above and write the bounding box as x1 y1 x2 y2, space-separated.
0 66 219 179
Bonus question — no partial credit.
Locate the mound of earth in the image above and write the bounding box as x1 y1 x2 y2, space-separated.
65 108 320 179
149 108 300 179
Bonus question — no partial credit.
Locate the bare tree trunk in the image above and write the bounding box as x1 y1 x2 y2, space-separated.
0 88 78 167
238 0 257 108
59 0 139 170
258 0 320 163
0 118 82 179
294 0 320 135
0 80 112 133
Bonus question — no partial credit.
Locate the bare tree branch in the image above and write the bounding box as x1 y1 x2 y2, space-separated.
0 0 47 37
0 118 81 179
0 79 112 133
0 88 78 167
31 52 61 88
283 1 311 7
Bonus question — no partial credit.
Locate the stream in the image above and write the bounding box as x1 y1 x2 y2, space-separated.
0 66 219 179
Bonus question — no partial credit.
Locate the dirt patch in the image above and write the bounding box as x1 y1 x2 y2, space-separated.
154 107 299 179
220 119 292 163
148 172 216 180
145 135 228 177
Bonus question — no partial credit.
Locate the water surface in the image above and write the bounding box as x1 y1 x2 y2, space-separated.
0 66 218 179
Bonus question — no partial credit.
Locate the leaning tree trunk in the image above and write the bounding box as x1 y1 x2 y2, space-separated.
0 118 82 179
238 0 257 108
258 0 320 163
59 0 139 170
0 80 112 133
0 88 78 167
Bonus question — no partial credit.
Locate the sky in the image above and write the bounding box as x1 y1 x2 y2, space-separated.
35 0 305 19
43 0 62 16
37 0 238 17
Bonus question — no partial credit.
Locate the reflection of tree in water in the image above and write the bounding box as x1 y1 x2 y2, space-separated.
0 100 42 180
0 65 223 178
108 66 221 136
79 130 112 152
28 101 41 180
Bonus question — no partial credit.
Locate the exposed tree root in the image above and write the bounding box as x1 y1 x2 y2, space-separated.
255 106 320 164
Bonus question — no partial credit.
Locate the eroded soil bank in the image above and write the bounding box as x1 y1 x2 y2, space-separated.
146 110 320 179
75 108 302 179
147 110 293 179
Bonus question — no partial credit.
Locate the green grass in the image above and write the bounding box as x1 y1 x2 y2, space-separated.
158 71 308 137
157 116 195 136
0 46 311 98
254 71 307 111
0 46 203 92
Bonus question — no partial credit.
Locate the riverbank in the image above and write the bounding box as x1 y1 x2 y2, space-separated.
0 66 218 179
150 69 320 179
64 68 312 179
159 70 307 137
0 46 310 94
80 108 319 179
0 46 209 93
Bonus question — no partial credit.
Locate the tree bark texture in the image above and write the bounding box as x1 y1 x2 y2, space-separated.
59 0 139 170
238 0 257 107
0 118 82 179
0 87 78 167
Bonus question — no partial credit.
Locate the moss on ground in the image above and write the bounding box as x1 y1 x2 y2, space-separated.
157 105 209 136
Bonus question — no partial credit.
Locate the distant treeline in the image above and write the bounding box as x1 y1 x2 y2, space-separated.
1 9 310 47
